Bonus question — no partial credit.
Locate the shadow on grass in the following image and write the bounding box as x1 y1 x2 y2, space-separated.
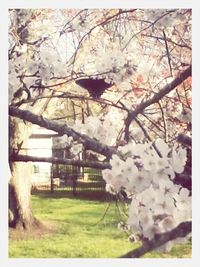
31 189 114 202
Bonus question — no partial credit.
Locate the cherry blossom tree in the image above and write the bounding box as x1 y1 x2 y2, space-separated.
8 8 192 257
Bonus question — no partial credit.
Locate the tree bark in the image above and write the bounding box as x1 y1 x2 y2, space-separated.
9 116 38 230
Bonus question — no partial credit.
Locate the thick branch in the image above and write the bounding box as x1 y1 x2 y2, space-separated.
120 221 191 258
125 66 192 140
9 106 116 159
10 154 111 170
174 174 191 191
177 133 192 147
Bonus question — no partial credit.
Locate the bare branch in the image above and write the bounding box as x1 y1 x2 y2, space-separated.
13 91 129 112
10 154 111 170
162 29 173 77
157 101 168 142
124 66 191 141
120 221 191 258
142 33 192 50
69 9 137 68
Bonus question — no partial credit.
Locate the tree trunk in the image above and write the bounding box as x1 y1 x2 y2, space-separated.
9 117 38 230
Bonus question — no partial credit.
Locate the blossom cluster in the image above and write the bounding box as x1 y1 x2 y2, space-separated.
70 15 91 32
53 115 120 157
53 135 73 149
8 45 70 103
102 138 191 251
94 50 137 85
144 9 187 28
72 116 119 146
53 134 83 158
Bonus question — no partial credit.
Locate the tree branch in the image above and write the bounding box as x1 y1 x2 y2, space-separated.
13 91 129 112
163 29 173 77
69 9 137 67
120 221 191 258
142 33 192 50
10 153 111 170
9 106 116 159
125 66 192 140
177 133 192 147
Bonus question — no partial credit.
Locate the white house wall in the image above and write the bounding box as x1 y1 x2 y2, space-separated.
27 137 53 186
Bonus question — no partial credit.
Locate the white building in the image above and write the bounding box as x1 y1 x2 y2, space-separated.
27 127 58 188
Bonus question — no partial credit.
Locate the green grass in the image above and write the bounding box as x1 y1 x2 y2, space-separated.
9 190 191 258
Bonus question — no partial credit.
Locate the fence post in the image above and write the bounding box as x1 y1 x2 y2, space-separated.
50 164 54 193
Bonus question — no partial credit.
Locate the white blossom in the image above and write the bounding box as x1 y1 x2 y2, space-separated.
133 170 152 193
38 64 51 82
70 143 83 156
171 145 187 173
142 154 157 171
102 138 190 243
177 108 192 122
155 138 170 157
174 188 191 211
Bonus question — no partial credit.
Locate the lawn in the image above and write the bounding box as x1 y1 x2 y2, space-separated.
9 190 191 258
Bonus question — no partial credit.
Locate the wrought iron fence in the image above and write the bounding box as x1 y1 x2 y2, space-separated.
52 164 106 195
31 163 106 195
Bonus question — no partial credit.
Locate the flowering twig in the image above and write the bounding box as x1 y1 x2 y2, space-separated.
120 221 191 258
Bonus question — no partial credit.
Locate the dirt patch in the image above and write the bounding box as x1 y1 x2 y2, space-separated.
9 220 59 241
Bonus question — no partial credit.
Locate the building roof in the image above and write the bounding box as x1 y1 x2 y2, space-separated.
29 127 59 139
